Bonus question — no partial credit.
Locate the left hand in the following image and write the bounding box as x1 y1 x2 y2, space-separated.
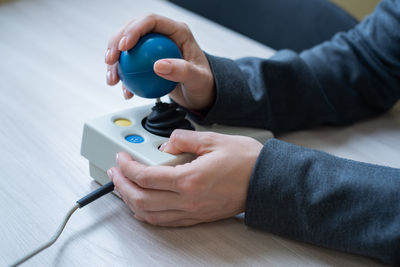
108 129 263 227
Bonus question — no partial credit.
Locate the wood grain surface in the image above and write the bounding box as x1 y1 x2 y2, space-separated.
0 0 397 266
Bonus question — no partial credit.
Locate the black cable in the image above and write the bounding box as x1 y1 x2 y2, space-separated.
10 181 114 267
76 181 115 207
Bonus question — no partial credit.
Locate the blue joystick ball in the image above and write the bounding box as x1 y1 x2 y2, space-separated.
118 33 182 98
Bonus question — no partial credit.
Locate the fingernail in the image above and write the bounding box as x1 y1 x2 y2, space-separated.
116 153 120 163
118 36 127 50
105 48 110 63
106 70 111 84
159 142 168 151
107 168 113 180
155 60 172 75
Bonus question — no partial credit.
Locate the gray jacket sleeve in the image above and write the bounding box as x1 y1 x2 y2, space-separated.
188 0 400 264
192 0 400 134
246 139 400 265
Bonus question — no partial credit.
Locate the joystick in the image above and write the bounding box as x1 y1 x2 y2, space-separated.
143 100 194 137
118 33 193 137
81 33 273 186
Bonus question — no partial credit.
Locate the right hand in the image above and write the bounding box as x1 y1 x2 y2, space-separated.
105 14 216 111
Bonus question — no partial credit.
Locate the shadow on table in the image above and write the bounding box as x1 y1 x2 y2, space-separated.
52 196 383 266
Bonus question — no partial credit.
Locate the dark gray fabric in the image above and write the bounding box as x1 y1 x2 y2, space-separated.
194 0 400 134
246 139 400 264
188 0 400 264
170 0 357 52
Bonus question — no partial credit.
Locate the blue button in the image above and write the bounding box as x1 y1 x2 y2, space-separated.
125 135 144 143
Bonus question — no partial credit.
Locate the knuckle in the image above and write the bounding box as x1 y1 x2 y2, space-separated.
108 35 119 47
119 160 130 173
178 177 205 196
135 169 149 188
133 196 146 210
171 167 185 191
145 13 159 21
129 189 146 210
169 130 180 144
145 213 159 225
120 19 135 34
175 164 187 178
199 132 216 147
178 22 195 41
112 177 122 190
186 62 197 74
181 62 191 77
179 22 190 32
186 200 202 212
176 176 192 193
184 182 197 195
125 18 135 25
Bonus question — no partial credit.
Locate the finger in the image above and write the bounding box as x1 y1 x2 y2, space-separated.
106 19 135 64
134 214 145 222
109 167 149 213
153 58 203 85
168 83 186 106
122 84 134 99
105 46 120 65
116 152 182 192
106 63 120 86
119 14 194 52
134 209 191 226
108 167 135 202
105 40 120 65
163 130 217 155
110 168 184 212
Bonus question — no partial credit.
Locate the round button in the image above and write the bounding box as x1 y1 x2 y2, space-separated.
114 118 132 127
125 135 144 143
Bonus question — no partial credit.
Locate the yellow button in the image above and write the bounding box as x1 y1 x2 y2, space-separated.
114 118 132 127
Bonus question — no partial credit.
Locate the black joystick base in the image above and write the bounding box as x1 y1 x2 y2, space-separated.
142 101 194 137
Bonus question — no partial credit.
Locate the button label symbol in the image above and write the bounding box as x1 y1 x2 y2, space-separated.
125 135 144 143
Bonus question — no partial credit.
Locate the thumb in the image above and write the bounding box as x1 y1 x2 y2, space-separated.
153 58 200 84
161 129 216 156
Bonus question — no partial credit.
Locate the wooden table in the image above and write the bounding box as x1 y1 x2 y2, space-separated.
1 0 398 266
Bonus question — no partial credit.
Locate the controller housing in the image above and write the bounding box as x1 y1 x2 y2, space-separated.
81 104 274 185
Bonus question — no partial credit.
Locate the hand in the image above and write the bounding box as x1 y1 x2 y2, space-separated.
108 129 263 227
105 14 215 111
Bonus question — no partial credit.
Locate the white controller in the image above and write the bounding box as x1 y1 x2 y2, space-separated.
81 104 273 185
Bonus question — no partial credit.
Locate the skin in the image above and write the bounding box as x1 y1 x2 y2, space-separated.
105 14 264 226
105 14 215 111
108 130 263 226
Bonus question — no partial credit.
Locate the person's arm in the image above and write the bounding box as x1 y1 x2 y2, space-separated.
246 139 400 264
193 0 400 134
